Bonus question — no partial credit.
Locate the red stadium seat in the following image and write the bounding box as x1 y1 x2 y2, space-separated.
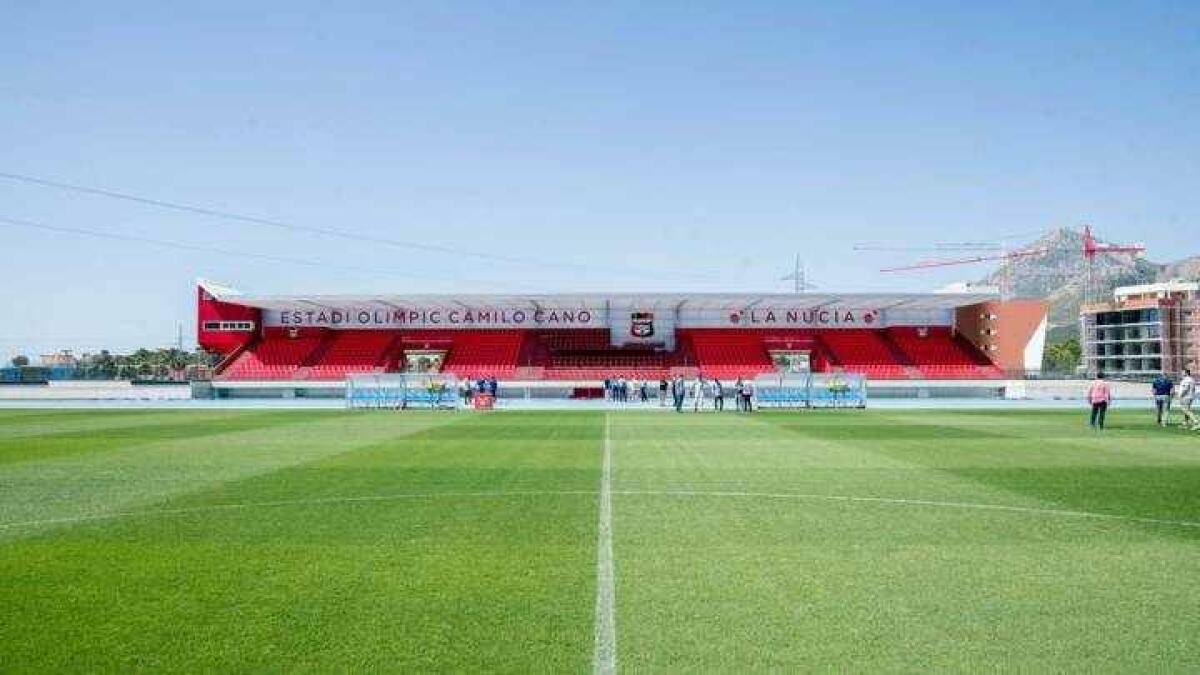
683 330 775 379
439 330 524 379
217 334 323 380
214 326 1002 382
885 328 1003 379
816 330 910 379
305 331 394 380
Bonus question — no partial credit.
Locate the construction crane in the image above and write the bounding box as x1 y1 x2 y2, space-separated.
868 225 1145 303
856 231 1048 299
853 229 1045 255
876 247 1049 300
879 248 1048 273
1081 224 1145 304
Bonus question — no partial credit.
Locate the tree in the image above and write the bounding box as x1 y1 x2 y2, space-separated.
5 347 214 380
1043 339 1082 374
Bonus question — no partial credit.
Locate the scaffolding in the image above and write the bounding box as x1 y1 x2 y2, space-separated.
1080 292 1200 377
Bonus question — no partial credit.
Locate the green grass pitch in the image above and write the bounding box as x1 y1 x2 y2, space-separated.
1 407 1199 672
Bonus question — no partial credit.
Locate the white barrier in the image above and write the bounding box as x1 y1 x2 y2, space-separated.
0 382 191 401
754 373 868 409
345 373 460 410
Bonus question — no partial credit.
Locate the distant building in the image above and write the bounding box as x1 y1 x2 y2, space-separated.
39 350 78 367
1080 281 1200 376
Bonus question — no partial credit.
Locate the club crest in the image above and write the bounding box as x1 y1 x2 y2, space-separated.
630 311 655 338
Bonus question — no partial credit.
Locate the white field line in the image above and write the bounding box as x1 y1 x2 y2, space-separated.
0 490 597 531
4 488 1196 534
594 413 618 675
613 490 1200 529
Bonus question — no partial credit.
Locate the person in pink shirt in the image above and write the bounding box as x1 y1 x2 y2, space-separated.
1087 372 1113 430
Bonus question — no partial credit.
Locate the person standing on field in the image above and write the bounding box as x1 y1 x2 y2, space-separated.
659 378 669 407
740 378 755 413
1151 372 1174 427
1087 372 1112 430
691 376 706 412
671 375 686 413
1178 368 1198 430
711 378 724 412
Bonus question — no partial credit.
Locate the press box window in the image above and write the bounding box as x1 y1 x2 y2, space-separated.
203 321 255 331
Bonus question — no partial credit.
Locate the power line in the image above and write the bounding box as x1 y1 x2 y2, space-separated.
0 170 709 281
0 214 537 290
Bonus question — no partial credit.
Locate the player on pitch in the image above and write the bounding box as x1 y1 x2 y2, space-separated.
1178 369 1198 431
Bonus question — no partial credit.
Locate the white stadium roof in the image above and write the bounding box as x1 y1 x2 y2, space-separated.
199 280 998 312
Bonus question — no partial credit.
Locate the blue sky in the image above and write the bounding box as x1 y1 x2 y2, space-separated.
2 0 1198 358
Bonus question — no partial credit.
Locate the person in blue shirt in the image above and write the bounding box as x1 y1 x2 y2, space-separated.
1151 373 1174 427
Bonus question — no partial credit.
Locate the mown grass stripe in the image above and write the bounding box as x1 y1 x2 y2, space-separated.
0 490 599 530
613 489 1200 529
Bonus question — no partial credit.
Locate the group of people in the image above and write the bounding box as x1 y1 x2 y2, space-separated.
603 375 758 412
603 377 650 403
460 376 499 402
1085 368 1197 431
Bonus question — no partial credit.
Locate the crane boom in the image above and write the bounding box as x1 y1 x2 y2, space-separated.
1082 225 1144 258
879 248 1047 273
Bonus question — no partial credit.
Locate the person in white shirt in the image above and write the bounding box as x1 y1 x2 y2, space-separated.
1178 369 1198 430
691 376 706 412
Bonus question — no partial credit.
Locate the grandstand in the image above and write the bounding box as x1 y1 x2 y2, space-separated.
197 281 1046 393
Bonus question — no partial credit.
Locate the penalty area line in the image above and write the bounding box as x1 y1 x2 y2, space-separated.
612 490 1200 529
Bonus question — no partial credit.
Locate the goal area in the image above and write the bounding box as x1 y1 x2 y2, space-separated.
754 372 867 409
345 373 461 410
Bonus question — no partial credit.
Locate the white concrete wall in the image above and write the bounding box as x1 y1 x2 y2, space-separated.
1016 379 1149 401
1 379 1154 402
0 382 191 400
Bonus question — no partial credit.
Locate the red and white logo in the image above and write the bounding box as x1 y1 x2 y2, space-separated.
630 312 655 338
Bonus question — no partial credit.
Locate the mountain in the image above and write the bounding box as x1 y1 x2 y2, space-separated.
1158 255 1200 282
975 227 1197 341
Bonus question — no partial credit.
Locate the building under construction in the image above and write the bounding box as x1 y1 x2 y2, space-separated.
1080 281 1200 377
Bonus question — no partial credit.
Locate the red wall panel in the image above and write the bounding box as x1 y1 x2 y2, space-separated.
197 286 261 355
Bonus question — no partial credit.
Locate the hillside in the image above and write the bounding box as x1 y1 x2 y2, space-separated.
1158 255 1200 282
976 228 1197 340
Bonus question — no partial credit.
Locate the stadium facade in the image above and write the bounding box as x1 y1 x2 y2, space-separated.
197 281 1047 393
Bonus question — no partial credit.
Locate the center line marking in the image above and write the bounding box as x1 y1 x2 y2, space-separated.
594 413 617 675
